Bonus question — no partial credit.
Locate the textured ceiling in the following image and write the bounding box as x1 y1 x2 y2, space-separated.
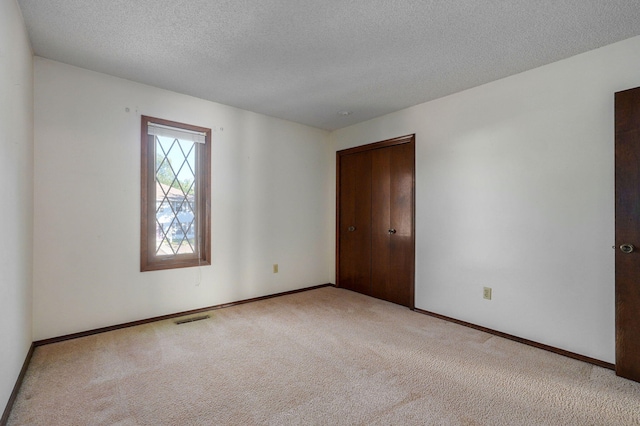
17 1 640 130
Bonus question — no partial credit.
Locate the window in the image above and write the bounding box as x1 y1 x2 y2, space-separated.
141 116 211 271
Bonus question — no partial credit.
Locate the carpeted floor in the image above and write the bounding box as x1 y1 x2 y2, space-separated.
7 287 640 425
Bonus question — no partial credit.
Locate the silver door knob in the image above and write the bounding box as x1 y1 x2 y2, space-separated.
388 229 396 234
620 244 635 254
348 226 356 232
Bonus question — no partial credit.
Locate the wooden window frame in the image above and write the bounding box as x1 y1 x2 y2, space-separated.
140 115 211 271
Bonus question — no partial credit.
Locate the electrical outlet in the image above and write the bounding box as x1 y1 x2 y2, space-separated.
483 287 492 300
273 264 278 273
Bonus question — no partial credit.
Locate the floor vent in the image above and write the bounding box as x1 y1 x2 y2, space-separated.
175 315 210 325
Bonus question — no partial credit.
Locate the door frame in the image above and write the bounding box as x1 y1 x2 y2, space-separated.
336 134 416 308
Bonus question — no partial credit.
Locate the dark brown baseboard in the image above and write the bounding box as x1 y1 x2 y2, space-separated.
413 308 614 370
34 283 335 347
1 343 35 426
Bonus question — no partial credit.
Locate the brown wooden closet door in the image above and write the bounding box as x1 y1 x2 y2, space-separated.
338 151 372 295
615 86 640 383
371 143 414 307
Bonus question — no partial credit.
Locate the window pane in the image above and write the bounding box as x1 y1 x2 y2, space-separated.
154 135 197 256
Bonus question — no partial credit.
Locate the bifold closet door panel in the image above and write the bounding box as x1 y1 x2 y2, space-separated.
338 151 372 294
371 143 414 307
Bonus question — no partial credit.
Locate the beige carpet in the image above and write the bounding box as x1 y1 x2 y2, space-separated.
7 287 640 425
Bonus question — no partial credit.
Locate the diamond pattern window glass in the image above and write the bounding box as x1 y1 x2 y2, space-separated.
141 116 211 271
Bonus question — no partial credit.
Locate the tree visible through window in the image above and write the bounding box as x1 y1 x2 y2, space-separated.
141 116 211 271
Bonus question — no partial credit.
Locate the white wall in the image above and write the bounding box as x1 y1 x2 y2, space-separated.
0 0 33 412
33 58 334 340
332 36 640 363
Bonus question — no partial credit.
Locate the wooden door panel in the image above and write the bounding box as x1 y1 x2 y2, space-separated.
389 142 415 307
338 151 372 294
371 142 415 307
615 86 640 382
371 146 392 302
